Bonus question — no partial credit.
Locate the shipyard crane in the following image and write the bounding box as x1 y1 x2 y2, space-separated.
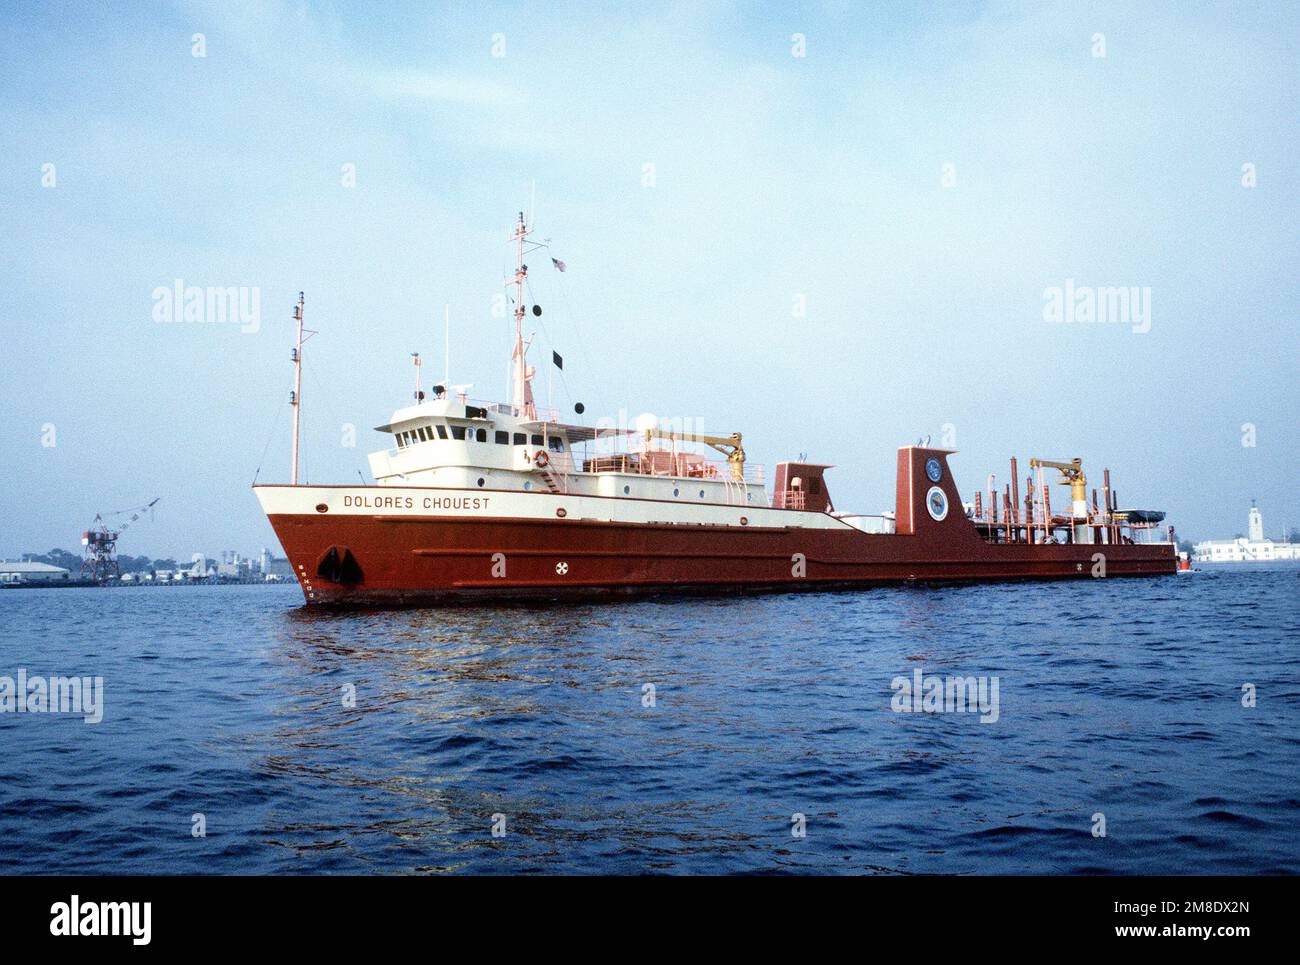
81 497 161 582
641 428 746 481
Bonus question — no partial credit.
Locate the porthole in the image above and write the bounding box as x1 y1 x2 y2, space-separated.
314 503 329 514
925 486 949 522
524 482 531 491
476 477 485 488
740 516 748 526
556 507 567 518
673 488 679 497
699 490 705 499
623 485 630 495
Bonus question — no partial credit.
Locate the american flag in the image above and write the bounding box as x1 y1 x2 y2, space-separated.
551 257 567 272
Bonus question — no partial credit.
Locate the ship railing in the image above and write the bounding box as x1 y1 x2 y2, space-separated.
780 490 807 510
971 509 1177 546
487 401 561 423
1127 524 1175 545
541 451 580 493
1088 516 1174 545
581 451 763 485
545 451 579 473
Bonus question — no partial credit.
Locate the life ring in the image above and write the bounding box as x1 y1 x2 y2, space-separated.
535 450 550 468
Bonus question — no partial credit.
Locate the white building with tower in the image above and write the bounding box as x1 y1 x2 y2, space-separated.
1194 503 1300 563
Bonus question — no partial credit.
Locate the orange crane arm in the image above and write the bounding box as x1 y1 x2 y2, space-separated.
641 428 746 481
1028 459 1087 503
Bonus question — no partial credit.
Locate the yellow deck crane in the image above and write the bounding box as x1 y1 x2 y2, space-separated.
1029 458 1089 541
641 428 746 481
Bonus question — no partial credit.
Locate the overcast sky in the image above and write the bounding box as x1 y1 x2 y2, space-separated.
2 0 1296 559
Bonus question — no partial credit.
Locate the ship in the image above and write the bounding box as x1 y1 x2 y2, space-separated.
254 212 1176 606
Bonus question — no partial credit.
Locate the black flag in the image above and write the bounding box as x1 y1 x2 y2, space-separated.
552 351 563 370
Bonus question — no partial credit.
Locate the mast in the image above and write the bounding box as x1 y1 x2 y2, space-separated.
510 211 536 419
290 292 304 486
289 292 316 485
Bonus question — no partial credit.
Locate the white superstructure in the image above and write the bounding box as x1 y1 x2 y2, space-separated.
366 394 767 508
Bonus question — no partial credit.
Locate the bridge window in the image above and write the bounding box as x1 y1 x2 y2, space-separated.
513 433 527 446
476 428 487 442
495 431 509 445
548 437 564 451
451 426 466 440
436 424 448 439
394 434 405 448
530 434 543 447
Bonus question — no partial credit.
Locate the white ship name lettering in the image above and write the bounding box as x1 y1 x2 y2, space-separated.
339 494 491 511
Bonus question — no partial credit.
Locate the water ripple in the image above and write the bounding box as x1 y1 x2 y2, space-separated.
0 566 1297 873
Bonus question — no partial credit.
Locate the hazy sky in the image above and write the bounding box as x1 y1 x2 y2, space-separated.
2 0 1296 560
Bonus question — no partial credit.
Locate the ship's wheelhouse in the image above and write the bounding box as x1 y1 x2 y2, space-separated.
367 397 581 489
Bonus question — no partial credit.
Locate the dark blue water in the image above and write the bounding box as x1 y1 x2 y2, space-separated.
1 567 1296 874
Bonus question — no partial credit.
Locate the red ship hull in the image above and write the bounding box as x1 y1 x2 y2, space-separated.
258 448 1175 606
266 513 1175 606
